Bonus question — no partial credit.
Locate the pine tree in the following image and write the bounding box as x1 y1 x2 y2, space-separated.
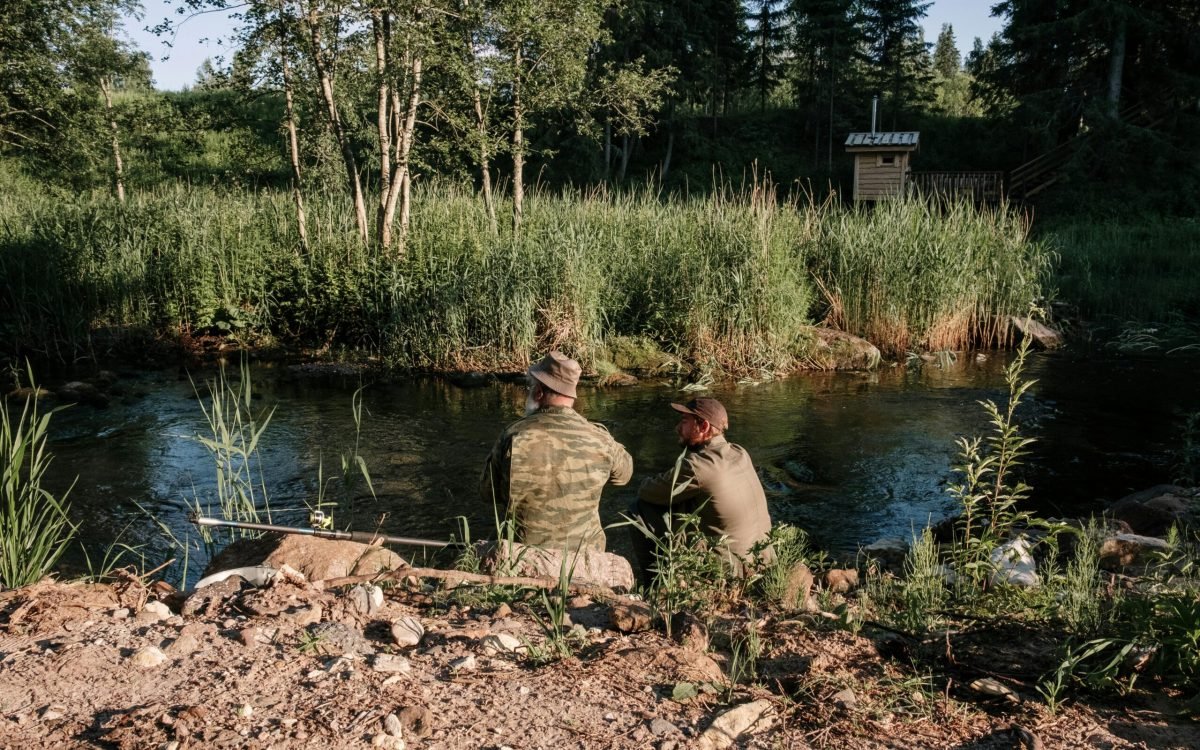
860 0 933 128
746 0 790 110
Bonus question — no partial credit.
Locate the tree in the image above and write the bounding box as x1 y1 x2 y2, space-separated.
790 0 864 172
860 0 932 127
746 0 789 110
929 23 974 117
488 0 608 233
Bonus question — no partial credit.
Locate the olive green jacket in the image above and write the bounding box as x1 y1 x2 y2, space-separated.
639 434 773 565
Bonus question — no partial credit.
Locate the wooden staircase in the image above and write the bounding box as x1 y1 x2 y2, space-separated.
1006 98 1167 200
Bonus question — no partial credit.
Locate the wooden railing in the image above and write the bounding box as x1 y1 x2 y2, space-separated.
909 171 1005 202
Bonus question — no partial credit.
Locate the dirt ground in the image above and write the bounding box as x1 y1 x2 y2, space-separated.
0 574 1195 750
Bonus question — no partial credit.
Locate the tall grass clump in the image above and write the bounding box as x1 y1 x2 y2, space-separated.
0 389 77 588
809 197 1054 356
190 362 275 539
1047 218 1200 322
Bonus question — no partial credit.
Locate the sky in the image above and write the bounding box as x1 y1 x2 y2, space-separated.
121 1 1005 92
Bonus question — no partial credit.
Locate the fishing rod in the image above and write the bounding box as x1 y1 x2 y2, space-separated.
189 515 455 549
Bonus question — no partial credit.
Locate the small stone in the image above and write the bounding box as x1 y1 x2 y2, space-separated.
518 686 531 696
237 703 253 718
39 705 66 722
367 585 385 613
282 719 297 727
696 700 775 750
372 654 412 674
167 633 201 656
130 646 167 668
390 616 424 648
604 713 617 722
493 603 512 619
832 688 857 710
610 601 653 633
479 633 524 655
449 654 476 673
397 706 434 739
649 718 679 736
348 586 372 615
111 608 130 620
238 627 261 647
659 741 679 750
384 713 403 738
138 601 171 623
824 568 859 594
165 742 180 750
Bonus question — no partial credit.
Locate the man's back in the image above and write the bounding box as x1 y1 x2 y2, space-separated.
482 406 633 551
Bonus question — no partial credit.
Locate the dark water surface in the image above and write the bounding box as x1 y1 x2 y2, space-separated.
40 350 1199 583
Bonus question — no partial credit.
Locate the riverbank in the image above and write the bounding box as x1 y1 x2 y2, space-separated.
1 528 1196 750
0 175 1050 376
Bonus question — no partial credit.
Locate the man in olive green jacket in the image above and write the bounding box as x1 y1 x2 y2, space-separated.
636 397 773 580
481 351 633 551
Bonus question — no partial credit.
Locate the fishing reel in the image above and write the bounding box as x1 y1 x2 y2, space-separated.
308 509 334 530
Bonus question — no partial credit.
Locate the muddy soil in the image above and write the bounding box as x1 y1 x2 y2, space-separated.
0 577 1195 750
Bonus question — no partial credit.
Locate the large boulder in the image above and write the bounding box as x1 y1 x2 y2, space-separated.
261 535 407 582
1099 533 1173 570
1108 485 1195 537
803 328 881 371
1009 316 1062 349
480 540 634 591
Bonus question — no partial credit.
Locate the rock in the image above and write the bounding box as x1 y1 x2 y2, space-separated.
237 703 254 718
138 601 171 623
480 633 525 655
306 622 373 657
130 646 167 668
384 713 403 738
1009 316 1062 349
111 608 130 620
390 616 424 648
780 563 813 611
649 718 680 737
167 633 201 656
56 381 108 407
990 537 1040 588
1108 499 1179 538
479 540 634 591
372 654 412 674
831 688 857 710
599 371 639 387
805 328 881 371
371 732 405 749
969 677 1019 703
348 586 373 615
182 576 251 618
493 602 512 619
449 654 476 673
668 612 708 652
610 601 653 633
696 699 776 750
238 626 276 647
368 585 385 611
6 386 53 402
397 706 434 739
1099 533 1173 570
862 537 908 572
262 535 408 582
823 568 859 594
283 605 323 628
39 704 67 721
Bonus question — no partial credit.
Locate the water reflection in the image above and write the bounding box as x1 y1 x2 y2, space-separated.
37 350 1199 582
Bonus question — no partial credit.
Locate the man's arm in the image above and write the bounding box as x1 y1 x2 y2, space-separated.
479 433 510 506
638 450 702 507
609 440 634 486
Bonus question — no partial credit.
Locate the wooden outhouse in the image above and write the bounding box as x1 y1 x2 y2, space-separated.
845 131 920 201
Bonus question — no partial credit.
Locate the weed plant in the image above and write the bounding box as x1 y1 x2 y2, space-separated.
190 362 275 541
0 388 77 588
754 523 827 610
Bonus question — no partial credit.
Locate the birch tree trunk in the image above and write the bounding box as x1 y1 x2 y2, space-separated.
391 54 422 255
373 9 393 249
473 85 497 236
99 77 125 203
303 3 369 245
511 45 524 235
279 24 308 252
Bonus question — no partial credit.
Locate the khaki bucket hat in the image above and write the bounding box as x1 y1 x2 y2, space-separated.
528 351 581 398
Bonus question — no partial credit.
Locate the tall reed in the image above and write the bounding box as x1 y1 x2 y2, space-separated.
0 388 76 588
0 173 1052 372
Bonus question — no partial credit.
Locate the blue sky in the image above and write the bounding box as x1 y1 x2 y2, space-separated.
122 1 1005 92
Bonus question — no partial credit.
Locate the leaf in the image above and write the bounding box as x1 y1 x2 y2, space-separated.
671 682 698 702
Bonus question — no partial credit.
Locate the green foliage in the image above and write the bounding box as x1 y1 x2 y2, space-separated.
894 527 947 634
190 362 274 540
1056 522 1103 635
754 522 827 610
1173 411 1200 488
947 333 1038 592
0 385 77 588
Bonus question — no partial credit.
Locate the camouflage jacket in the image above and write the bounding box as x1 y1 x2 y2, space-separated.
638 435 773 565
480 406 633 551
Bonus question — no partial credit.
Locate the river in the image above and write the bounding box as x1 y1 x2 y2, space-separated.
39 349 1199 584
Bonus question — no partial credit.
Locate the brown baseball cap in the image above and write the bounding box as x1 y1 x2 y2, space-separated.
670 397 729 432
528 351 581 398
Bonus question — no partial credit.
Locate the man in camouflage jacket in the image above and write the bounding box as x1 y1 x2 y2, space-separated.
480 351 633 551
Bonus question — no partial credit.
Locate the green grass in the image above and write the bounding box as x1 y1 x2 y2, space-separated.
0 169 1052 372
1045 218 1200 322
